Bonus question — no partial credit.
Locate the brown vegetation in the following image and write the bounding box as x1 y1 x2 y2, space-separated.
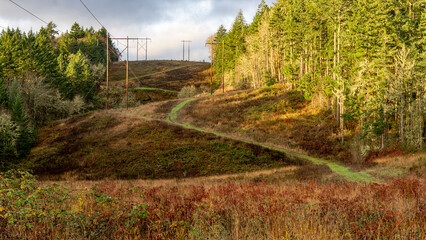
183 84 350 162
24 110 304 181
1 170 424 239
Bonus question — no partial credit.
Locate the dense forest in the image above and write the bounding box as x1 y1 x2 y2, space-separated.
210 0 425 153
0 22 117 168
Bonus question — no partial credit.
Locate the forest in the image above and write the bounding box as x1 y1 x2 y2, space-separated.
0 22 117 169
210 0 425 153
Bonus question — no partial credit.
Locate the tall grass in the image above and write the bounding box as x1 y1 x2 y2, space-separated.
1 170 424 239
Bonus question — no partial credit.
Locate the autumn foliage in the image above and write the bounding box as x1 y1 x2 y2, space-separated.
1 170 424 239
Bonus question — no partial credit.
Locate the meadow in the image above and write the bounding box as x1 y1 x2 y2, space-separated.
0 170 424 239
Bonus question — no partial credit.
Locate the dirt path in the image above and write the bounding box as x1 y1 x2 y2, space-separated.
168 98 378 183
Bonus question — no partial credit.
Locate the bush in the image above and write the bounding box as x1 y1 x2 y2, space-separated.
17 73 86 125
178 85 200 98
0 112 19 169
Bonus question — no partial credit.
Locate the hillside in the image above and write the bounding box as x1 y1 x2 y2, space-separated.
24 109 308 180
182 84 353 162
4 60 425 239
98 60 210 108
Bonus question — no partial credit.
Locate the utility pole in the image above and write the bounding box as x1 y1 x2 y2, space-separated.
206 41 218 95
206 40 225 94
182 40 185 61
145 38 149 60
136 38 151 61
182 40 192 61
222 40 225 93
126 36 129 109
99 36 152 110
106 32 109 110
188 41 192 61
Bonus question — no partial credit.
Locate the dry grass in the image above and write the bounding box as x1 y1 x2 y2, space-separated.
108 60 210 91
23 110 305 181
366 151 426 178
1 171 424 239
98 60 210 108
183 85 348 162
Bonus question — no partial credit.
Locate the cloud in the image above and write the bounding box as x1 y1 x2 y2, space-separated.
0 0 276 61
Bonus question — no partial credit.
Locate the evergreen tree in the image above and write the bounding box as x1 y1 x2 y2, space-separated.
70 22 85 39
31 27 61 81
65 50 95 101
8 79 33 158
0 77 8 107
247 0 269 34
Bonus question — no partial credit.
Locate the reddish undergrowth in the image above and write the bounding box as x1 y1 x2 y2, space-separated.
1 171 424 239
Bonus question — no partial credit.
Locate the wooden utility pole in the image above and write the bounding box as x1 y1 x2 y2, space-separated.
99 36 151 109
182 40 192 61
182 40 185 61
206 40 225 95
126 36 129 110
188 41 192 61
136 38 151 61
106 32 109 110
205 41 216 95
222 40 225 93
145 38 149 60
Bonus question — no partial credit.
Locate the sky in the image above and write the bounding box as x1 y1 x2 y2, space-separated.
0 0 276 62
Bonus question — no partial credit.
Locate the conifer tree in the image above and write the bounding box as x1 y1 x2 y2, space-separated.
65 50 94 100
8 79 33 158
0 77 8 107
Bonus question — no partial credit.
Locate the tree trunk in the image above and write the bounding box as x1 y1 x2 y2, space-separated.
333 29 339 121
338 18 344 144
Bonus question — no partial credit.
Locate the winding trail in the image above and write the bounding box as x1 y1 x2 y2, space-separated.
168 98 378 183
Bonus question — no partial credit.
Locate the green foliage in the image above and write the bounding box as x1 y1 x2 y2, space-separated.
247 0 269 34
213 0 426 151
0 113 19 169
177 85 200 98
8 80 34 159
65 50 95 101
0 78 7 107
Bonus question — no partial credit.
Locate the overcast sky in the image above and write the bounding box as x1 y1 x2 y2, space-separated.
0 0 276 61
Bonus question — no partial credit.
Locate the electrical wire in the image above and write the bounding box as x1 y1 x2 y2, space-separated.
79 0 113 36
79 0 105 29
8 0 63 33
78 0 144 100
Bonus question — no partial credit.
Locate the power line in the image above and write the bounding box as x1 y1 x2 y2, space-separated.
79 0 116 40
79 0 107 31
8 0 63 33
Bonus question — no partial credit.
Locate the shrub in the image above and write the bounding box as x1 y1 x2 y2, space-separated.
178 85 199 98
17 73 86 125
0 112 19 168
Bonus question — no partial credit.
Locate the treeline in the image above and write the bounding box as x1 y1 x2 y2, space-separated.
211 0 425 152
0 22 117 168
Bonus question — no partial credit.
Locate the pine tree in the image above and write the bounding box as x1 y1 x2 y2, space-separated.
65 50 94 100
247 0 269 34
0 77 8 107
70 23 85 39
31 27 61 81
8 79 33 158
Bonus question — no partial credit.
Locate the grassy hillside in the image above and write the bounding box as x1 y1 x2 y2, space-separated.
7 59 423 240
182 84 351 161
108 60 209 90
23 110 309 180
98 60 210 108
